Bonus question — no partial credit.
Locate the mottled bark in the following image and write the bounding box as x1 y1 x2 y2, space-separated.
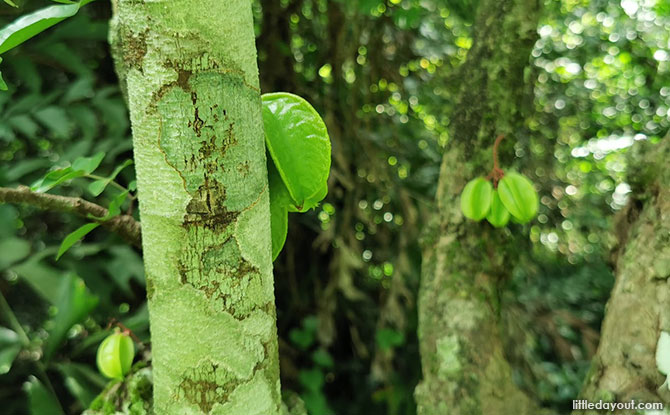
415 0 542 414
109 1 281 414
577 138 670 411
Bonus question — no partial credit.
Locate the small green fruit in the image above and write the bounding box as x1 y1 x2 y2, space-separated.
460 177 493 221
497 172 538 224
96 331 135 379
486 190 510 228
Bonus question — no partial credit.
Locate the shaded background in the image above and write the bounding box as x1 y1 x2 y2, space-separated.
0 0 669 413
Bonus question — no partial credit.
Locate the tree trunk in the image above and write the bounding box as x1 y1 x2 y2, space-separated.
109 1 281 414
577 138 670 411
414 0 541 414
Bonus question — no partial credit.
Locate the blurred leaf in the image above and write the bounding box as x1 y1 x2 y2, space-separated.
0 237 31 269
56 223 99 260
3 0 18 8
11 256 65 304
376 328 405 350
298 368 324 392
8 114 41 138
289 327 315 350
0 1 94 55
33 106 71 138
57 362 106 407
0 327 22 374
105 245 144 296
24 377 64 415
301 390 333 415
311 349 334 368
43 273 98 362
7 55 41 92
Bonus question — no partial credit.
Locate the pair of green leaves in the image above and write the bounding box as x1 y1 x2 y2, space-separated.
460 172 538 227
263 93 331 261
0 0 96 90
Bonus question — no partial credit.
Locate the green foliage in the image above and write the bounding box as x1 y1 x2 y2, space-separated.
56 223 99 260
262 92 331 260
0 0 94 55
24 377 64 415
96 331 134 380
0 327 21 374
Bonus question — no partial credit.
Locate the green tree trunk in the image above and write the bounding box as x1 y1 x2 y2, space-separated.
109 1 281 413
577 138 670 411
414 0 542 414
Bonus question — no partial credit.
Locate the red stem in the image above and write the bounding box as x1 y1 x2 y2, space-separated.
487 134 506 188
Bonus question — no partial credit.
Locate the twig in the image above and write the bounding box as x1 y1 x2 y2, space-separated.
0 186 141 248
485 134 506 187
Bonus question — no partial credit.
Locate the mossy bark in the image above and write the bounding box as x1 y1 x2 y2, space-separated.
414 0 542 414
109 1 281 414
577 138 670 411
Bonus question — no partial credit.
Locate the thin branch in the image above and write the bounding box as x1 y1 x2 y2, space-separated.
0 186 141 248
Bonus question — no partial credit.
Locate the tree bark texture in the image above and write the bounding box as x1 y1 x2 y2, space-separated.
577 138 670 411
109 1 281 414
414 0 542 414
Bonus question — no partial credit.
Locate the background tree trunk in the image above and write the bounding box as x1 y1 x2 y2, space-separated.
109 1 281 413
414 0 542 414
577 138 670 410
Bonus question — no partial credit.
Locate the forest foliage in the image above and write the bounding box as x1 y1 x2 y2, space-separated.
0 0 669 414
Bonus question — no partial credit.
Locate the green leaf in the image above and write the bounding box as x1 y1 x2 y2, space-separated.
95 190 127 220
87 159 132 196
269 161 290 261
43 273 98 362
486 190 511 228
497 172 539 224
299 368 325 393
0 1 91 55
301 391 333 415
31 167 85 192
460 177 493 221
311 348 334 368
289 327 315 350
87 179 108 197
24 377 64 415
71 151 105 174
3 0 19 8
0 327 22 374
34 106 72 138
0 237 31 269
262 92 331 210
376 328 405 350
11 258 65 304
56 223 99 260
0 57 7 91
57 362 107 408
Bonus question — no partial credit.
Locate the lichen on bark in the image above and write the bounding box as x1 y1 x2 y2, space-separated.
414 0 542 414
109 1 281 413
